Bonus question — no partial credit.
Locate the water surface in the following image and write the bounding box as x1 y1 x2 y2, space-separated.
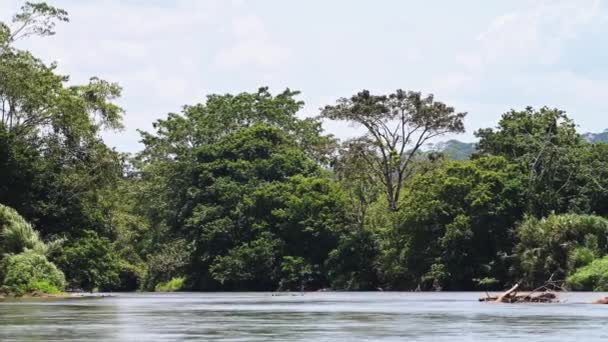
1 292 607 341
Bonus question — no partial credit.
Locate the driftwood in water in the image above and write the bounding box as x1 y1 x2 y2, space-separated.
480 281 562 303
495 283 519 302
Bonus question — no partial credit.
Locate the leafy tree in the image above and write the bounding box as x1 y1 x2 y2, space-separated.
1 250 65 296
5 1 68 43
0 3 126 240
325 228 380 290
514 214 608 288
57 230 120 291
279 256 314 291
322 89 466 211
567 256 608 291
566 143 608 216
139 87 335 164
134 89 338 290
0 204 62 257
210 232 282 290
144 123 350 290
0 204 46 255
333 140 383 229
475 107 585 216
382 156 526 290
141 239 191 291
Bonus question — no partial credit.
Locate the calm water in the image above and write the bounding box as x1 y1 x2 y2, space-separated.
1 292 608 341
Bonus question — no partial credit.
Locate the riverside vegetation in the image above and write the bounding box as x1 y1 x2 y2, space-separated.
2 2 608 296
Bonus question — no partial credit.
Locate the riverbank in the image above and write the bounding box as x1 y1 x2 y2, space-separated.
0 292 114 301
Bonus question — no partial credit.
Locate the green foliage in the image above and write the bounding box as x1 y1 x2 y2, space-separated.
1 250 65 296
7 1 608 294
142 239 190 291
155 277 185 292
322 89 466 211
476 107 580 160
279 256 313 291
27 280 61 294
9 2 69 42
147 123 348 291
515 214 608 287
333 140 383 230
139 87 335 165
475 107 587 216
474 277 499 288
382 156 526 290
568 247 597 271
57 231 120 292
210 233 281 289
421 264 450 290
1 1 125 240
567 257 608 291
0 23 9 47
326 228 380 290
0 204 47 255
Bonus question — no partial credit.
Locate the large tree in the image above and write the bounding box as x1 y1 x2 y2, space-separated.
165 124 347 290
0 3 125 237
138 87 335 165
134 89 339 288
0 2 142 291
382 156 526 290
322 90 466 211
474 107 608 216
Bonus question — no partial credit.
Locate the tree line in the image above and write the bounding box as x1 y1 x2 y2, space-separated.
2 2 608 295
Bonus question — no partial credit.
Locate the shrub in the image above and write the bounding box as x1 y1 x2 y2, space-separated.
279 256 313 291
209 233 280 289
0 204 47 255
27 280 62 294
568 246 597 271
142 239 190 291
57 230 120 292
155 277 185 292
567 257 608 291
515 214 608 287
1 250 65 296
326 228 380 291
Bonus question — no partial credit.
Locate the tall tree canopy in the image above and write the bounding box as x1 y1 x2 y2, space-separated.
322 90 466 211
0 2 138 294
475 107 608 216
6 2 608 295
382 156 526 290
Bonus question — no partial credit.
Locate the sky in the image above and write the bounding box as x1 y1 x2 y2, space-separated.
1 0 608 152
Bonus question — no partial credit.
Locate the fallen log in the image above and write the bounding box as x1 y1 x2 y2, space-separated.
479 292 557 303
495 283 519 303
479 282 560 303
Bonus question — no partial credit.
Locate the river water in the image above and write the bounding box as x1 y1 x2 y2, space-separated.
1 292 607 341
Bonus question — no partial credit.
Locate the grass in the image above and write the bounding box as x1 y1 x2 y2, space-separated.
155 277 185 292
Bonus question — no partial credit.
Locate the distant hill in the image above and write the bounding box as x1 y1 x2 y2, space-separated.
583 130 608 143
427 140 477 160
430 130 608 160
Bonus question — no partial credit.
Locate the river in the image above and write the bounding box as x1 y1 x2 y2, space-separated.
1 292 607 341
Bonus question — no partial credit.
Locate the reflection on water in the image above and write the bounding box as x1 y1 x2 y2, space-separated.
1 292 607 341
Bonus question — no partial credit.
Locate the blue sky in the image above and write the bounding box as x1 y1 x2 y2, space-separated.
2 0 607 152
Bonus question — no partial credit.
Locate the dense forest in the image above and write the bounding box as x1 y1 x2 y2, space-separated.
3 3 608 296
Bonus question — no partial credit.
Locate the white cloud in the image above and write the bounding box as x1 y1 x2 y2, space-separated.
215 14 290 69
460 0 601 72
3 0 608 151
